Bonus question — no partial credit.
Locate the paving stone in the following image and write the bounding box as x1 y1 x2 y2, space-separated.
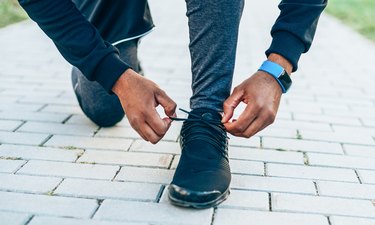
0 131 49 145
161 122 182 142
41 105 83 114
0 211 31 225
130 139 180 154
0 111 69 123
95 200 213 225
300 130 375 145
293 113 362 126
0 144 82 162
78 150 172 168
256 127 298 139
0 159 26 173
227 136 261 148
229 146 304 164
269 119 332 132
45 135 132 150
272 193 375 218
231 174 316 194
330 216 375 225
0 173 61 194
267 163 359 182
28 217 147 225
214 209 329 225
317 181 375 200
55 178 160 201
0 191 98 218
361 118 375 128
331 125 375 138
18 121 97 136
17 161 119 180
343 144 375 158
2 89 62 98
0 103 43 112
96 127 142 139
230 160 265 175
65 114 98 126
115 166 174 184
308 153 375 170
18 96 76 105
0 96 20 103
262 137 344 154
358 170 375 184
0 120 23 131
219 190 269 210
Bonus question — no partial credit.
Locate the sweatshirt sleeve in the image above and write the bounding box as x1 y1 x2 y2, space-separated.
18 0 131 93
265 0 327 72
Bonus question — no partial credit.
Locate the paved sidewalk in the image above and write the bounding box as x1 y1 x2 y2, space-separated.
1 0 375 225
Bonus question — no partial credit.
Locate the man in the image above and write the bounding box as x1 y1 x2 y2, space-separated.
18 0 327 208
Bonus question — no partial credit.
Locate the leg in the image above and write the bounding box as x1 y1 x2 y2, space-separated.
168 0 244 208
71 39 140 127
187 0 244 112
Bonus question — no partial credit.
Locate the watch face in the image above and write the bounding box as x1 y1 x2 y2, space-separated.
279 72 292 93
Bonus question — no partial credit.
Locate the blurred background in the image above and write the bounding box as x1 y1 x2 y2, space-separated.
1 0 374 42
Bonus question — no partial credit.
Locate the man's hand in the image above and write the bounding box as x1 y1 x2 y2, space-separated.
222 54 292 138
221 71 282 138
112 69 177 144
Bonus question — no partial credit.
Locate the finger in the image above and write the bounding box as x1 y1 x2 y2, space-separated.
233 110 274 138
141 121 163 144
237 117 265 138
222 88 243 123
224 103 258 134
130 121 149 142
145 108 171 136
155 90 177 117
162 117 173 127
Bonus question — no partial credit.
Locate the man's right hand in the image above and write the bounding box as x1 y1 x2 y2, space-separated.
112 69 177 144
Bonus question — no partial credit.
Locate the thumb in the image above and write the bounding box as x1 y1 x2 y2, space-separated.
155 90 177 117
222 88 243 123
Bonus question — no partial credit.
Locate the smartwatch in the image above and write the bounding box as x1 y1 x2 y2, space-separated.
258 60 292 93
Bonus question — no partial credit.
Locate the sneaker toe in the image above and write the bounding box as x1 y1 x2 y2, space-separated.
168 184 229 208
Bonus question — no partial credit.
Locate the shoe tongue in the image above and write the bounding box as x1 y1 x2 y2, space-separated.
202 112 214 120
189 109 222 121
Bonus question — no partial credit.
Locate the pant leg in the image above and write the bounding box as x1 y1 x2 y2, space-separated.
71 39 140 127
185 0 244 112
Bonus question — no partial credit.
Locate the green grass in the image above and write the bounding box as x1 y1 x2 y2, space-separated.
326 0 375 41
0 0 28 28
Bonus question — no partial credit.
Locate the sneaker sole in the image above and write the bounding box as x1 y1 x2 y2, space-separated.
168 187 230 209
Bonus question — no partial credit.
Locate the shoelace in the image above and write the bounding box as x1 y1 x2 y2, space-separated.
169 108 229 159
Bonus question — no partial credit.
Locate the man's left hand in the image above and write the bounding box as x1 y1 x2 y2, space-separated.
221 70 283 138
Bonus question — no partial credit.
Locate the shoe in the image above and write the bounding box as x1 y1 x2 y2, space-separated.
71 39 141 127
71 67 125 127
168 108 231 209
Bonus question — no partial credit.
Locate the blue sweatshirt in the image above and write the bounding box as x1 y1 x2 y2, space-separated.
18 0 327 93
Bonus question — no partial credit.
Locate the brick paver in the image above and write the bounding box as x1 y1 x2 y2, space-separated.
1 0 375 224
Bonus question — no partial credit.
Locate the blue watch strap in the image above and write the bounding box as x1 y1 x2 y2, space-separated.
258 60 287 93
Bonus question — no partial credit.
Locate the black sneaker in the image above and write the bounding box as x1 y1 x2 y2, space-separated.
71 67 125 127
70 39 141 127
168 108 231 209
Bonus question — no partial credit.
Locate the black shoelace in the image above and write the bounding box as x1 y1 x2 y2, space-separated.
169 108 229 159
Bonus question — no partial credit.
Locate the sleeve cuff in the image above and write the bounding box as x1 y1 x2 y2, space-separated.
265 31 306 72
93 53 131 93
